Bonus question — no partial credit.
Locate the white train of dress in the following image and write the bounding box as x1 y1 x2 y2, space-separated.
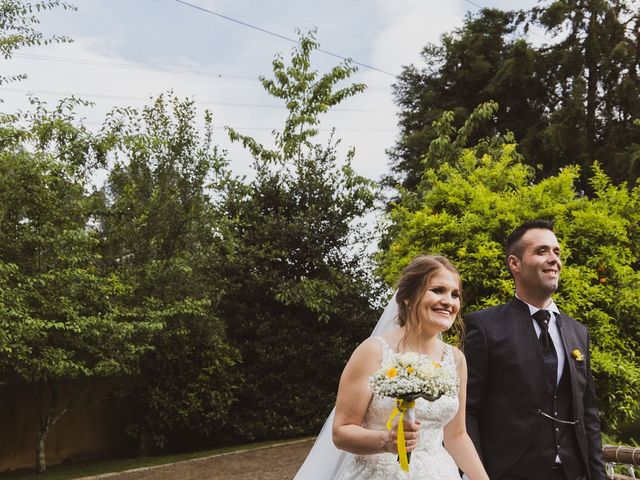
340 337 462 480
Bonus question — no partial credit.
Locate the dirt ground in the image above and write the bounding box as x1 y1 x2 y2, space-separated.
83 438 315 480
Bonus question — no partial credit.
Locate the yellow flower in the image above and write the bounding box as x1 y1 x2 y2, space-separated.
571 349 584 362
433 361 441 369
406 367 414 375
387 367 398 378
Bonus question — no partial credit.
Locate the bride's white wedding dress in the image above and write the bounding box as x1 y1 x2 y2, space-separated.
340 337 462 480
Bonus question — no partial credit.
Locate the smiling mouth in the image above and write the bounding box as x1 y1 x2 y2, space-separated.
433 308 452 315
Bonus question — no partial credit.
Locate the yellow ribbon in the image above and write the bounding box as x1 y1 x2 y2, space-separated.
386 398 415 472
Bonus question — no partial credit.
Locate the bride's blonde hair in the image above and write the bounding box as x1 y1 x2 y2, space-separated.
395 254 463 345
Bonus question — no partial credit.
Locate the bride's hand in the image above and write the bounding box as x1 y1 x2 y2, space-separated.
384 420 420 453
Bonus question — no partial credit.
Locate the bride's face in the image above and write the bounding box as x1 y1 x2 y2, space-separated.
414 269 461 333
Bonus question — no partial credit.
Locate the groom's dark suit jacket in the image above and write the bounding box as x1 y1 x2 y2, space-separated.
463 298 606 480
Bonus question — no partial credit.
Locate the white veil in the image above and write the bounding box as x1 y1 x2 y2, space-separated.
293 293 400 480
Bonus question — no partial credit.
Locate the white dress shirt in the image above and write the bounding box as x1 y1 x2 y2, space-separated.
521 298 565 384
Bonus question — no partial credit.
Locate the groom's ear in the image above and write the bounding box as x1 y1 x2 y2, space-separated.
508 255 520 273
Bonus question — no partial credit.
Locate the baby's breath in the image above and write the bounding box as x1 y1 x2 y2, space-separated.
368 352 458 402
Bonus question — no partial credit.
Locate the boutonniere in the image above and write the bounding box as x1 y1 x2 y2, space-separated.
571 349 584 362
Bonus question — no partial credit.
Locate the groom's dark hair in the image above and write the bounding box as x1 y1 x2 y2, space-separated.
505 219 556 272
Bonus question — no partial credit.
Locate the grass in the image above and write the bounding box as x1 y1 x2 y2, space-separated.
1 438 309 480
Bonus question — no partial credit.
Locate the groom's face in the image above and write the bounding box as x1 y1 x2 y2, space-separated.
511 228 562 297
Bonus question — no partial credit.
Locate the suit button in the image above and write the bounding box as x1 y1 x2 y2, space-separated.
555 412 558 416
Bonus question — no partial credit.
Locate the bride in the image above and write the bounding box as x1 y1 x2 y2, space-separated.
295 255 488 479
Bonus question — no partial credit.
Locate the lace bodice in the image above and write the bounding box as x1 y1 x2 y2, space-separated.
341 337 462 480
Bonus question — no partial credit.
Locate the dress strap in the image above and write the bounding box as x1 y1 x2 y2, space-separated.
440 343 456 368
371 336 395 362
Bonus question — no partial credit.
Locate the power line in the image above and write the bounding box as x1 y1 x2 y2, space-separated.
170 0 396 77
10 53 392 91
14 53 258 81
52 120 396 134
155 0 408 49
0 86 395 113
221 126 396 133
463 0 484 9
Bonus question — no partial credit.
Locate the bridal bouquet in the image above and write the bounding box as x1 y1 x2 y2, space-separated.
368 352 459 472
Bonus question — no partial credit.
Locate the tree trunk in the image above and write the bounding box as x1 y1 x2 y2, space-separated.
34 381 69 474
139 432 149 457
36 430 47 474
584 1 601 160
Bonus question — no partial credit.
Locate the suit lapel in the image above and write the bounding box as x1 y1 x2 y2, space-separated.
557 313 578 394
556 313 586 402
556 312 590 459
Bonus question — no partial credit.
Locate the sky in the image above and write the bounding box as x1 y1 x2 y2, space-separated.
1 0 539 184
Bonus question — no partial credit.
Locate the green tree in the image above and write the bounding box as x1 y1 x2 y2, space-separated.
0 0 75 86
0 99 158 473
379 106 640 431
527 0 640 186
222 31 380 439
388 9 537 192
98 94 239 453
389 1 640 193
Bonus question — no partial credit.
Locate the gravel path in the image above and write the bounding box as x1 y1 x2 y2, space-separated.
80 438 315 480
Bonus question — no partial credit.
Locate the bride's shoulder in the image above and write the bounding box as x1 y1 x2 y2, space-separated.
358 331 397 354
343 337 387 378
358 336 383 351
351 330 401 363
351 336 385 361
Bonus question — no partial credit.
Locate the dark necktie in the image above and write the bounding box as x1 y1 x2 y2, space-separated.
532 309 558 388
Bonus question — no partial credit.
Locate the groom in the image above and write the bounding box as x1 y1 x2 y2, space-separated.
463 219 606 480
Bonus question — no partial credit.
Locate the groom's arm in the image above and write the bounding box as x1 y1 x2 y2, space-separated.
462 312 489 462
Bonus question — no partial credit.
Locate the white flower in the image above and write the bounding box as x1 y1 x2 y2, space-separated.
398 352 421 368
417 361 437 379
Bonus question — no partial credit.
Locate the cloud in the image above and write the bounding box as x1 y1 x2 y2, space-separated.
0 1 501 185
